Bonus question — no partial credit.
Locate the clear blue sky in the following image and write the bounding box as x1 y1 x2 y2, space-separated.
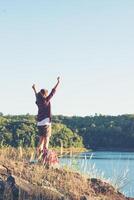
0 0 134 116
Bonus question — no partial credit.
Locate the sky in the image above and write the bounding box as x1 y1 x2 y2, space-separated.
0 0 134 116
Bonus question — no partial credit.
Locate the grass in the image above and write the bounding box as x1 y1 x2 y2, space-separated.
0 147 92 200
0 147 131 200
59 152 131 196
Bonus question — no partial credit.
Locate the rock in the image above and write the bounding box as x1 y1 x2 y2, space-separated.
3 175 19 200
90 178 113 194
80 195 90 200
0 178 5 200
90 178 97 183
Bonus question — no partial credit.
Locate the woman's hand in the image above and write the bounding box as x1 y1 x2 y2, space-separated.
32 84 36 89
57 77 60 82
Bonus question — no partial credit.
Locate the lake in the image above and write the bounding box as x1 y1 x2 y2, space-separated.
60 151 134 197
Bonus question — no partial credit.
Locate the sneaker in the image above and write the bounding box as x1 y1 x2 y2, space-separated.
29 159 38 164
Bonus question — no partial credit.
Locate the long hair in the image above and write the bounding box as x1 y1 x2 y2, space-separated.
36 92 44 105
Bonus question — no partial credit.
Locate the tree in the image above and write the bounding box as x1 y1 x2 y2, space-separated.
50 123 83 148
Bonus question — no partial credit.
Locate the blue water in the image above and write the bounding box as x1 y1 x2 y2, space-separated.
60 151 134 197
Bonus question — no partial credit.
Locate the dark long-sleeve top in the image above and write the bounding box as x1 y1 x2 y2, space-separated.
36 88 56 122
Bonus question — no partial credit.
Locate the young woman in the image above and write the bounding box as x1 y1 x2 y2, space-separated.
32 77 60 159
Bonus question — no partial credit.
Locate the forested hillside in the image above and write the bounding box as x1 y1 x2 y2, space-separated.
0 114 83 148
0 113 134 150
53 114 134 150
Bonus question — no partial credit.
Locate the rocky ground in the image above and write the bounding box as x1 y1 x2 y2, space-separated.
0 155 134 200
0 147 134 200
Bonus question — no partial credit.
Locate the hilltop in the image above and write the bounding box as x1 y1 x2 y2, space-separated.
0 149 133 200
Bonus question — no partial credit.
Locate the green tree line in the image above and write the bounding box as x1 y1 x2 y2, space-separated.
53 114 134 150
0 114 83 148
0 113 134 149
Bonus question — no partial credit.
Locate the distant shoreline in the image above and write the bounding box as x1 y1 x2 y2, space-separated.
91 147 134 152
53 147 134 154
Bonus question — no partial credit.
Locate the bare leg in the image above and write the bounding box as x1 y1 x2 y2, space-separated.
37 136 45 155
43 136 50 150
43 125 51 149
